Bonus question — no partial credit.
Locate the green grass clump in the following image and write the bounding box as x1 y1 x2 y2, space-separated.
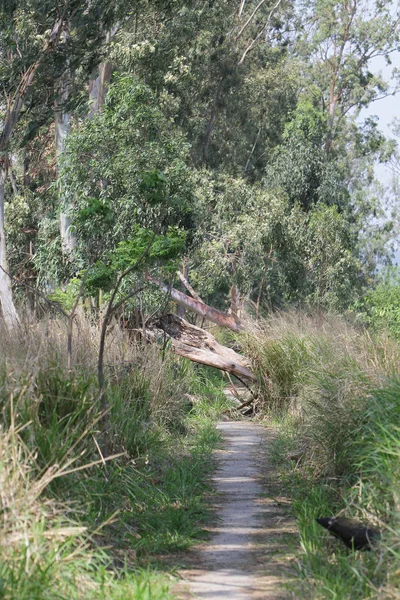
0 314 232 599
0 423 174 600
271 397 400 598
244 311 400 598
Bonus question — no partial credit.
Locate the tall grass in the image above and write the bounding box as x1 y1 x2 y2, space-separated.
0 311 230 599
0 418 175 600
242 311 400 598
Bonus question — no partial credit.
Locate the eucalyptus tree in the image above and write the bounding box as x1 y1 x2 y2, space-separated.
295 0 400 153
60 76 195 273
0 0 126 326
189 171 363 311
233 0 293 64
110 0 297 176
0 5 66 328
261 0 400 253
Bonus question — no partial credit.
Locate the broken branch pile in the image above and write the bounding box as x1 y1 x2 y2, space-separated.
150 313 255 383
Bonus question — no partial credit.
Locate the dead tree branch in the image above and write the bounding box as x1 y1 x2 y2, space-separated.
145 274 244 332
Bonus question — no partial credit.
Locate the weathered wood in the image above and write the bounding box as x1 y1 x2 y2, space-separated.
150 314 255 382
169 339 255 381
145 274 244 332
237 396 256 410
177 270 205 304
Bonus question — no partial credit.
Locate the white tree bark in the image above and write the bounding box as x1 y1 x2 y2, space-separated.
88 30 114 119
150 314 255 382
0 17 66 328
55 72 76 254
0 167 20 329
88 61 112 118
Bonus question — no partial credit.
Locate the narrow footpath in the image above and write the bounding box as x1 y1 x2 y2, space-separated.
178 421 295 600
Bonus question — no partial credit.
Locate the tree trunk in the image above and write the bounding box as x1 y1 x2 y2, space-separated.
88 30 114 118
230 284 242 321
0 166 20 329
0 16 65 152
151 314 255 382
0 17 66 329
55 71 76 254
88 61 112 118
146 274 244 332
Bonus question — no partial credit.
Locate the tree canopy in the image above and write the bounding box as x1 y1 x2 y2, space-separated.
1 0 399 322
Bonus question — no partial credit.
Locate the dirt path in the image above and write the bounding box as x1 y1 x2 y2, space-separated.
177 421 295 599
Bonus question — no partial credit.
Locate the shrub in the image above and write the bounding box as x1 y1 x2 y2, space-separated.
354 268 400 338
244 310 400 597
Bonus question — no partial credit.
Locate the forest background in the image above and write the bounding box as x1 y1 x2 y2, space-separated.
2 2 400 599
1 0 400 326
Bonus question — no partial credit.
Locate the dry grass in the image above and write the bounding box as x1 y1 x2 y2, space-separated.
241 310 400 412
2 308 136 371
1 308 191 430
243 310 400 598
0 414 95 598
0 309 222 599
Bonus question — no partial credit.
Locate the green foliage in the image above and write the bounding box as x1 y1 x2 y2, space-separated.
48 278 82 311
47 226 187 302
139 170 167 205
295 0 400 131
306 204 362 308
3 0 395 312
190 173 363 310
113 227 186 271
75 197 115 226
62 76 194 268
248 311 400 597
113 0 296 176
354 268 400 337
84 261 115 297
265 101 349 211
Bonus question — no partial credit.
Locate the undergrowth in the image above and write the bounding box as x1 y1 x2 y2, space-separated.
0 313 231 599
242 311 400 599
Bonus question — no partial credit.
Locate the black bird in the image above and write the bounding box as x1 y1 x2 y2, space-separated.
316 517 381 550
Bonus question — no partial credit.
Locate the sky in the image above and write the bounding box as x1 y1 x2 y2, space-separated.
360 55 399 186
358 53 400 263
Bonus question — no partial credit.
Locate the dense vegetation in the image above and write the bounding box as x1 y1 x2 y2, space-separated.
1 1 400 598
1 0 400 318
0 314 233 598
242 312 400 597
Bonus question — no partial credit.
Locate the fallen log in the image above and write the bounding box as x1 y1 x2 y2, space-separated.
168 338 255 381
151 314 256 382
176 270 205 304
145 274 244 332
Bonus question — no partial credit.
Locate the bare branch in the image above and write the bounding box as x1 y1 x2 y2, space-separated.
235 0 269 41
237 0 284 64
238 0 247 18
146 274 244 332
177 270 205 303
